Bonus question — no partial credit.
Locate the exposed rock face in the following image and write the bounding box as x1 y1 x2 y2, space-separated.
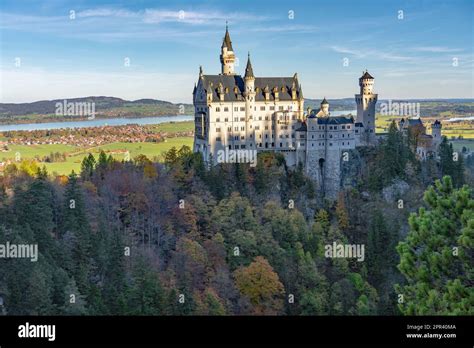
382 179 410 203
341 148 363 191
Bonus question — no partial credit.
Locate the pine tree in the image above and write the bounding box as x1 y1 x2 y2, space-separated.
62 172 92 293
396 176 473 315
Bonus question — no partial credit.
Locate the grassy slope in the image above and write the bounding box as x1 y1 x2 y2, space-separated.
1 137 193 175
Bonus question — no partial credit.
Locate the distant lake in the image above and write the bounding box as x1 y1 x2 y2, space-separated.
0 115 194 132
0 110 357 132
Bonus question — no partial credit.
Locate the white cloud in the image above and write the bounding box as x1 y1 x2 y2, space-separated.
413 46 463 53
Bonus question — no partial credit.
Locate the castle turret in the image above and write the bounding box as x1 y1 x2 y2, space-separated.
431 120 442 148
355 70 378 144
321 97 329 116
244 53 256 145
220 24 235 75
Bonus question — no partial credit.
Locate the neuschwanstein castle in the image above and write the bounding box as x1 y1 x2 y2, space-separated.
193 26 442 198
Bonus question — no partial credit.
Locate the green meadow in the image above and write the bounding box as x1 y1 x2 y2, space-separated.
1 137 193 175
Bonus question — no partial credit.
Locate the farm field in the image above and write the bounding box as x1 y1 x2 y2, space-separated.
1 137 193 175
375 114 474 139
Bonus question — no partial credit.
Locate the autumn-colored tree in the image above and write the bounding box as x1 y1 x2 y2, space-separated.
234 256 285 315
335 192 350 231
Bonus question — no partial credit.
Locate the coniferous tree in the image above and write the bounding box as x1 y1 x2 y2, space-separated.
396 176 473 315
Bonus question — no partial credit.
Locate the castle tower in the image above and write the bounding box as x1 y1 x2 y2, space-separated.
244 53 256 147
220 24 235 75
431 120 442 148
321 97 329 116
355 71 378 144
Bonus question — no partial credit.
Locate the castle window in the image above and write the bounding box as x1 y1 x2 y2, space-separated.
265 126 268 130
259 116 262 121
235 145 239 149
286 135 289 138
225 118 228 122
224 107 229 112
228 127 231 132
312 143 314 147
292 134 295 138
216 107 220 112
234 127 238 131
240 107 245 111
254 107 256 111
216 137 221 142
241 127 245 131
342 125 345 129
347 126 351 129
260 106 265 111
241 136 245 140
280 143 283 147
312 127 314 130
329 143 333 146
265 134 268 139
216 128 221 132
234 107 238 111
241 144 246 149
240 117 245 121
334 126 337 130
216 118 220 122
229 145 232 150
342 134 345 138
329 135 333 138
265 116 269 121
235 136 239 140
279 106 284 111
312 135 314 139
270 106 275 111
355 130 359 133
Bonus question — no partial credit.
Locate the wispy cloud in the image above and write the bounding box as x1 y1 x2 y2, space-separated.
330 46 415 62
413 46 464 53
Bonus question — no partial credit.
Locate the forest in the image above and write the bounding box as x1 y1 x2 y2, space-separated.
0 124 472 315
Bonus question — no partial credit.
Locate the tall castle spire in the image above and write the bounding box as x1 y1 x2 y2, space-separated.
220 23 235 75
244 52 254 79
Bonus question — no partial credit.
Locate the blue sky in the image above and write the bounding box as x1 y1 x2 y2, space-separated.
0 0 472 103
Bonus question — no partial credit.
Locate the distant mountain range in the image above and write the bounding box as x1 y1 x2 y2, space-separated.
0 96 193 117
0 96 472 124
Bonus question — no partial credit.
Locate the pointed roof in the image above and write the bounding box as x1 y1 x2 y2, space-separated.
361 70 374 79
321 97 329 105
245 53 254 79
221 23 233 51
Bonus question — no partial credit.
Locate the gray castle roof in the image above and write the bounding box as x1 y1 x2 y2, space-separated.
222 26 233 51
200 75 302 102
315 116 354 125
407 118 423 126
361 71 374 79
244 54 254 79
